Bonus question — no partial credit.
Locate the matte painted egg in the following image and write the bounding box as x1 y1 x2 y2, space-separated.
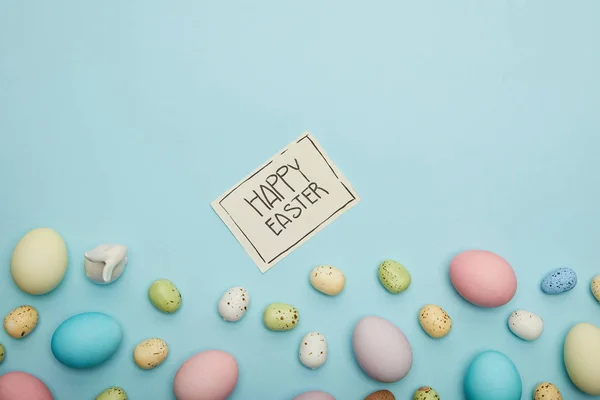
263 303 299 331
299 332 327 370
507 310 543 341
365 389 395 400
0 344 4 364
591 274 600 302
352 316 413 382
378 260 411 294
413 386 439 400
293 391 336 400
464 350 521 400
173 350 238 400
51 312 122 369
533 382 562 400
541 267 577 294
564 322 600 395
218 287 249 322
310 265 346 296
4 305 38 339
148 279 182 313
95 387 128 400
418 304 452 339
133 338 168 370
10 228 68 295
0 371 53 400
450 250 516 308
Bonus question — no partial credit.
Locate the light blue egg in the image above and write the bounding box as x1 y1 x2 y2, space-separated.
464 350 522 400
51 312 122 369
540 267 577 294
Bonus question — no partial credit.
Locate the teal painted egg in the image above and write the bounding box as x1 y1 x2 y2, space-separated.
464 350 521 400
51 312 122 369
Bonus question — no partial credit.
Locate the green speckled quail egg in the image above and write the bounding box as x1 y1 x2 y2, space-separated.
218 286 249 322
148 279 181 313
263 303 299 331
133 338 168 370
378 260 411 294
413 386 439 399
96 387 128 400
0 344 5 364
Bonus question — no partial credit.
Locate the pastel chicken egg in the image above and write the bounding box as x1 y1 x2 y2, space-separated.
293 392 336 400
173 350 238 400
464 350 521 400
0 371 54 400
418 304 452 339
352 316 412 382
365 389 395 399
218 287 249 322
10 228 68 295
450 250 516 308
564 322 600 395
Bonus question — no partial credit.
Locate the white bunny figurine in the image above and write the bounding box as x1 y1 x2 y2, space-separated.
84 244 129 284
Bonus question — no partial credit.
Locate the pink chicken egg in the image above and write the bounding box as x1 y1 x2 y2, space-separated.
293 391 336 400
450 250 517 307
173 350 238 400
0 371 53 400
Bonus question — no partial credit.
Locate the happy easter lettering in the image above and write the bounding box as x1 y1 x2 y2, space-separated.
242 159 330 237
212 131 360 273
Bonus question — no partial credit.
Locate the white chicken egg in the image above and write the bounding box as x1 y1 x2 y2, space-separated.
218 287 250 322
299 332 327 370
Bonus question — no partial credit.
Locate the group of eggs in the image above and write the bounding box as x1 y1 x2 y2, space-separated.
2 228 600 399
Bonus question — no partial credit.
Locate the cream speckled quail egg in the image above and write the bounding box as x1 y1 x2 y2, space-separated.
218 287 249 322
133 338 168 370
534 382 562 400
418 304 452 339
299 332 327 369
309 265 345 296
591 274 600 302
96 387 128 400
4 305 39 339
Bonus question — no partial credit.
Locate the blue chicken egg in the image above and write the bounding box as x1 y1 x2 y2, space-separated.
540 267 577 294
51 312 123 369
464 350 522 400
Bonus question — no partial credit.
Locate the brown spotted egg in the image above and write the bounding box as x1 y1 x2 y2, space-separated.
4 305 39 339
534 382 562 400
418 304 452 338
133 338 168 370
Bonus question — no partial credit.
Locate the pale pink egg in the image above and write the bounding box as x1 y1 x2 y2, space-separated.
293 391 336 400
0 371 53 400
173 350 238 400
450 250 517 307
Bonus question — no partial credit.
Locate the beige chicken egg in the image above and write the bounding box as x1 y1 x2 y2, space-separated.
534 382 562 400
418 304 452 339
4 305 39 339
133 338 168 370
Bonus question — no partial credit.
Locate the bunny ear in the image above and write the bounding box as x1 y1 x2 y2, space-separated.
84 245 111 262
102 262 117 283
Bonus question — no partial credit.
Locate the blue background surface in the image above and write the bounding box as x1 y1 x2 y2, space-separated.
1 1 600 399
